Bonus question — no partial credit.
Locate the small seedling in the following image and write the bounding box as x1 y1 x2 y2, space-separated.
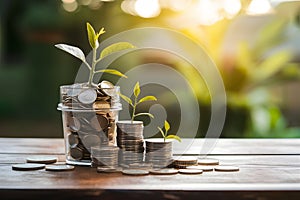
119 82 157 122
55 22 135 87
158 120 181 142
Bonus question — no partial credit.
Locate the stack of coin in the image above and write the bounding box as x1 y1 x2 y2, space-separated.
173 156 198 169
116 121 145 165
59 81 121 164
145 138 173 168
90 146 119 168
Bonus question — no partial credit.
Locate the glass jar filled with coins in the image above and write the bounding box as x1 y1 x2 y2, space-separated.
58 81 122 166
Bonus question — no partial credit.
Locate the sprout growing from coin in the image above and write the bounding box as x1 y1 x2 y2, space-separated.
158 120 181 142
119 82 157 123
55 22 135 87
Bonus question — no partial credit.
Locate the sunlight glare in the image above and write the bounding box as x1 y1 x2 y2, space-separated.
134 0 161 18
247 0 273 15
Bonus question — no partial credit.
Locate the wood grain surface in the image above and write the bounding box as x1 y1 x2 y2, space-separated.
0 138 299 200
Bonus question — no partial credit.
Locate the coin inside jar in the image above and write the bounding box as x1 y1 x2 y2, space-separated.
97 115 109 130
98 80 115 96
78 88 97 104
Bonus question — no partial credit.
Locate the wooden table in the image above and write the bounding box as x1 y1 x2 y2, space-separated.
0 138 299 200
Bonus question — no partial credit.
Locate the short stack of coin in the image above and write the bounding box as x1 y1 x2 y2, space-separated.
90 146 119 168
116 121 145 165
145 139 173 168
60 81 121 164
173 156 198 169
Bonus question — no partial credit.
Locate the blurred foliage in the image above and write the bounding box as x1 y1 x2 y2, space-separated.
184 17 300 137
0 0 299 138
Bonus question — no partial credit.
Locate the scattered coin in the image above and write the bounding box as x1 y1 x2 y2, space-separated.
214 165 239 172
150 169 178 175
45 164 75 171
186 165 214 171
26 156 58 164
122 169 149 176
12 163 45 171
198 158 219 165
179 169 203 174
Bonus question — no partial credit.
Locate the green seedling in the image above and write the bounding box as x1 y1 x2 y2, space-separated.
158 120 181 142
119 82 157 122
55 22 135 87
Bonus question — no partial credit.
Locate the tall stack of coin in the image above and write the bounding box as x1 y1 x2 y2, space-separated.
90 146 119 168
58 81 122 165
145 138 173 168
116 121 144 165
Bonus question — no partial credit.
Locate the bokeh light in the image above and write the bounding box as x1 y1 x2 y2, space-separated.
247 0 273 15
134 0 161 18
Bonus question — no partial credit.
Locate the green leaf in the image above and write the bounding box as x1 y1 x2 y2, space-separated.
87 22 98 49
98 27 105 36
133 82 140 98
119 93 133 106
137 96 157 104
55 44 86 62
95 69 127 78
157 127 165 138
100 42 135 59
134 112 154 119
166 135 181 142
253 51 291 82
164 120 170 132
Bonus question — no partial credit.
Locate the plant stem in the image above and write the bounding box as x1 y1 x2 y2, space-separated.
88 48 97 87
131 96 137 123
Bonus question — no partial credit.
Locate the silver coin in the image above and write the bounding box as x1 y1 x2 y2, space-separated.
78 89 97 104
150 169 178 175
179 169 203 174
186 165 214 171
70 146 84 160
67 117 81 132
198 158 219 165
12 163 45 171
26 156 58 164
68 133 79 147
81 134 101 149
98 81 115 96
45 164 75 171
214 165 239 172
122 169 149 176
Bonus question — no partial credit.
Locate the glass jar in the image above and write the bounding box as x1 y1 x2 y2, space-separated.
57 84 121 166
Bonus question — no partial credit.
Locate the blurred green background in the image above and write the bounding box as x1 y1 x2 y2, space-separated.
0 0 299 138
